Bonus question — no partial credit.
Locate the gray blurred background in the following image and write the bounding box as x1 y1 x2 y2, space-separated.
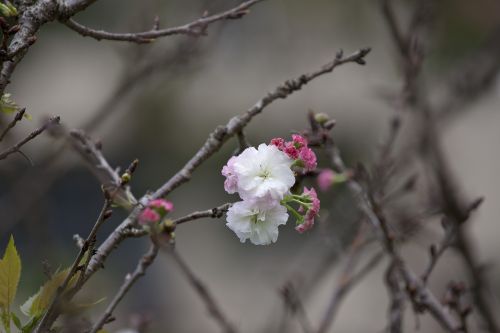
0 0 500 332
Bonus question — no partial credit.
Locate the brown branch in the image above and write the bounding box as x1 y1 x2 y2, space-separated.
386 260 405 333
64 0 264 43
315 129 462 332
316 251 385 333
0 107 25 141
89 243 159 333
34 199 113 333
68 129 137 209
0 115 60 161
280 282 313 333
166 247 237 333
0 0 61 95
437 25 500 119
381 0 499 327
0 108 26 141
174 203 231 225
420 217 457 284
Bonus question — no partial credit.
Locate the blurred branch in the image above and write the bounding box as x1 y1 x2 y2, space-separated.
35 199 113 333
386 260 405 333
316 241 384 333
0 115 59 161
167 247 237 333
280 282 313 333
89 243 159 333
437 25 500 119
317 252 384 333
83 38 203 132
306 117 462 331
64 0 264 43
420 217 458 284
381 1 499 329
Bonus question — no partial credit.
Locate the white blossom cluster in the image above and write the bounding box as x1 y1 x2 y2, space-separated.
222 144 295 245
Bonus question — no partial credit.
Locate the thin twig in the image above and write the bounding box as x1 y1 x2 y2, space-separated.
318 132 461 332
0 107 25 142
280 282 313 333
317 251 385 333
89 243 159 333
34 199 112 333
0 116 60 161
166 247 237 333
420 219 457 284
64 0 264 43
174 203 231 225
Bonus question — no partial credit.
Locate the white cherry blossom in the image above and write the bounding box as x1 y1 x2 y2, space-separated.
226 200 288 245
231 143 295 201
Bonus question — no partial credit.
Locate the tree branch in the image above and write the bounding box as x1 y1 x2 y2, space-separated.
0 115 60 161
64 0 264 43
174 203 231 225
167 247 237 333
89 243 159 333
0 107 25 142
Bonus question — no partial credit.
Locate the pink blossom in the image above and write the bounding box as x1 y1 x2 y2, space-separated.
149 199 174 213
270 137 285 150
317 169 335 191
304 187 320 214
299 147 317 171
295 218 314 233
222 156 238 194
284 142 299 159
139 208 161 225
292 134 308 148
295 187 320 233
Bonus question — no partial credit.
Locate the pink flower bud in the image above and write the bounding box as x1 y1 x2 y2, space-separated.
149 199 174 213
284 142 300 159
317 169 335 191
139 208 161 225
292 134 308 148
270 137 285 150
295 187 320 233
299 147 317 171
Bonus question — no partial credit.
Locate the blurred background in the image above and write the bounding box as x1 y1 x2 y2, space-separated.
0 0 500 332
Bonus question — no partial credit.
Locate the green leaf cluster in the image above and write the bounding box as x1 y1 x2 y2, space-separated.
0 94 31 120
0 236 99 332
0 1 17 17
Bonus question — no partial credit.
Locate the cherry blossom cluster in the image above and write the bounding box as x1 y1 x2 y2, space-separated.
138 199 174 225
222 135 320 245
270 134 317 172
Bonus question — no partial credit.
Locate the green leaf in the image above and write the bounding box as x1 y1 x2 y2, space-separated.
20 268 77 318
0 93 30 119
1 310 10 333
11 312 22 330
21 315 40 333
0 235 21 332
19 289 40 317
0 236 22 308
